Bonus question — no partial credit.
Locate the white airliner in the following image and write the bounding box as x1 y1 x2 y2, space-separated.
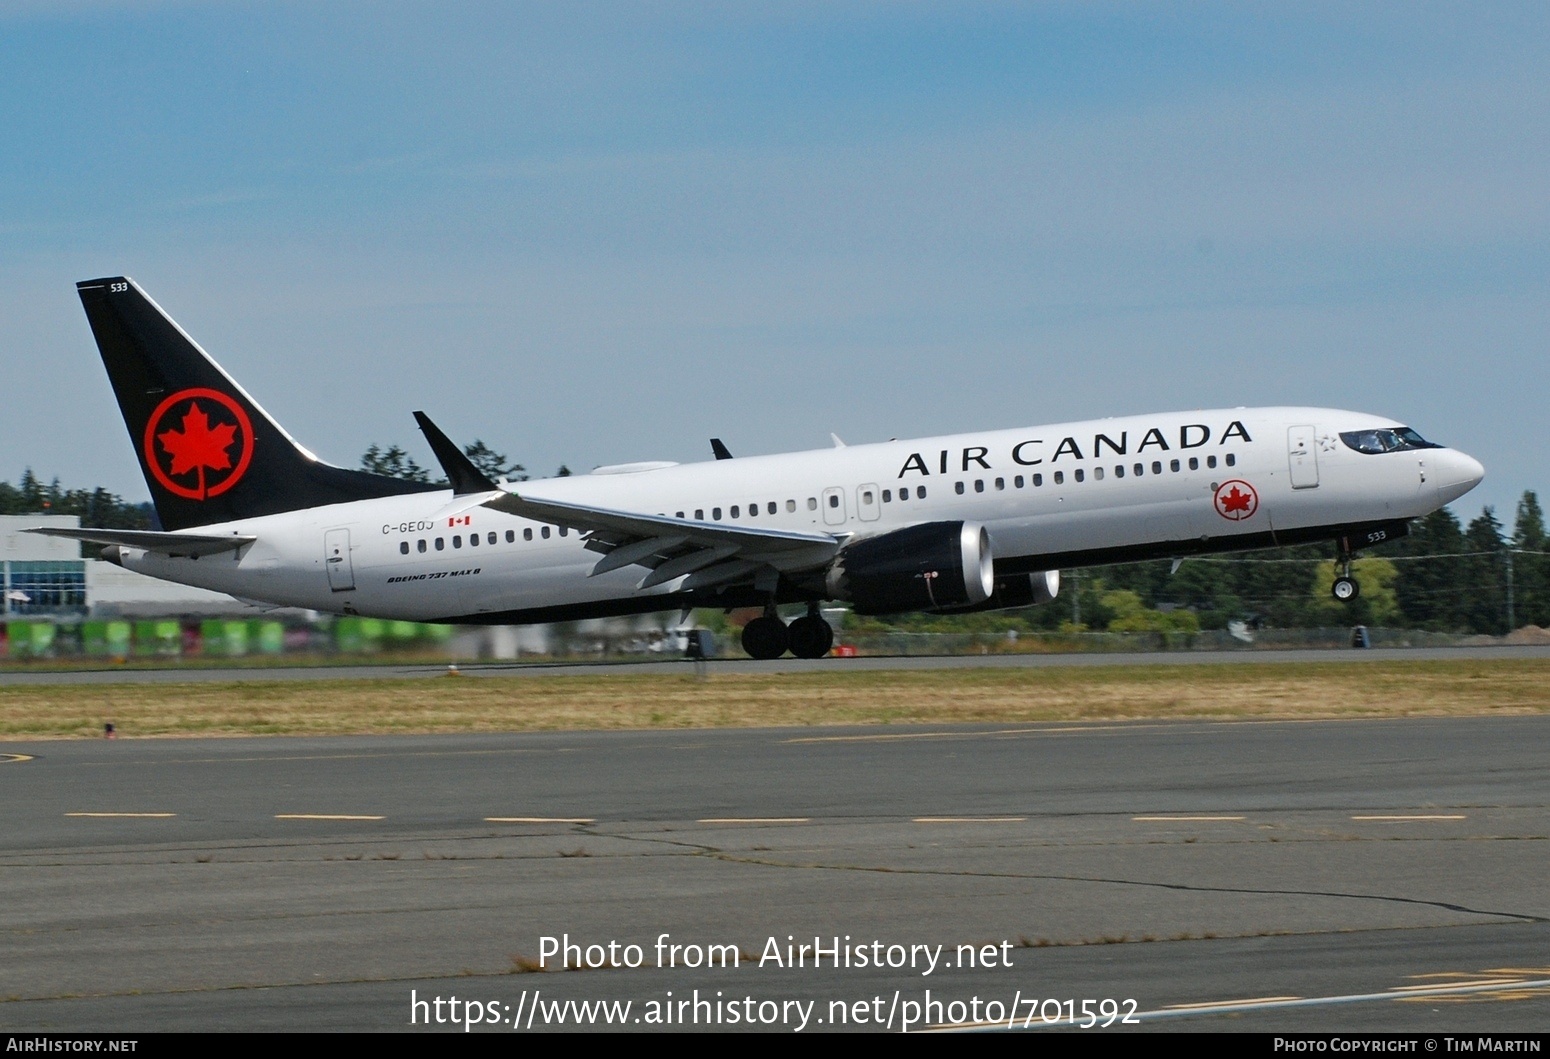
32 277 1484 658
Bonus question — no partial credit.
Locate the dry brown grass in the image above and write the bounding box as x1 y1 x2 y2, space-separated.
2 659 1547 739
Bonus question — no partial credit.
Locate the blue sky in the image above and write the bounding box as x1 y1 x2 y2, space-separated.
2 2 1545 525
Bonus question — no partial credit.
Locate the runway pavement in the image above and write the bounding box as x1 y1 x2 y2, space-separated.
2 715 1547 1032
3 642 1548 686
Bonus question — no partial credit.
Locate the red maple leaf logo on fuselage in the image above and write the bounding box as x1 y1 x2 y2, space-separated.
1221 487 1251 513
1213 479 1259 521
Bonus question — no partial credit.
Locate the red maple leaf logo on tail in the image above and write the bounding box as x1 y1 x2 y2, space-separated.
143 388 255 500
158 403 237 499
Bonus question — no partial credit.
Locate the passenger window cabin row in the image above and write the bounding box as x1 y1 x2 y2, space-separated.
395 453 1238 553
951 453 1235 493
400 525 565 554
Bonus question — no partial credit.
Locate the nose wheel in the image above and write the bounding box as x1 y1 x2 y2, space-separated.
1331 544 1361 601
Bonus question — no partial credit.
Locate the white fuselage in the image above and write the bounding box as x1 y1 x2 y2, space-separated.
117 407 1483 622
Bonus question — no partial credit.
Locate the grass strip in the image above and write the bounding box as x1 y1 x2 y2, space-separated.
2 659 1547 739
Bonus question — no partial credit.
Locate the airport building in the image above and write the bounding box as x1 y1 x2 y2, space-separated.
1 515 243 620
1 514 285 660
2 512 711 662
0 515 545 660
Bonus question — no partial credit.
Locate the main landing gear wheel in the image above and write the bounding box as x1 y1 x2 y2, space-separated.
741 615 790 660
787 615 834 659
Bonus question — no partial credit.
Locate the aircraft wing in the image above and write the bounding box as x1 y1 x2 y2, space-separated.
26 527 255 558
480 490 841 590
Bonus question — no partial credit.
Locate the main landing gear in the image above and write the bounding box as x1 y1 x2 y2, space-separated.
1331 542 1361 602
741 602 835 660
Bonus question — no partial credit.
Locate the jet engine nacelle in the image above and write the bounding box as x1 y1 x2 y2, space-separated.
931 569 1060 614
1019 569 1061 606
825 521 994 615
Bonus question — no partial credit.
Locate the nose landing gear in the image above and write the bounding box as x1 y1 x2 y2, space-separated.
1331 541 1361 602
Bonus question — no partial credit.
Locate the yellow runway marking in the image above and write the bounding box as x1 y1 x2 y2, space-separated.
697 817 810 825
1390 978 1527 992
1485 967 1550 976
485 817 594 824
1395 969 1550 1003
65 811 175 818
788 731 989 743
785 725 1134 744
913 816 1027 823
1164 995 1302 1010
931 976 1550 1030
1 754 33 764
274 814 384 821
1351 814 1466 821
1133 815 1246 822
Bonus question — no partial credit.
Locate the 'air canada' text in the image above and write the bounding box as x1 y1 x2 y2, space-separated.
897 420 1253 478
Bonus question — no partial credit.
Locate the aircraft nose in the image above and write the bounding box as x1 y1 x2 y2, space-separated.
1434 449 1485 505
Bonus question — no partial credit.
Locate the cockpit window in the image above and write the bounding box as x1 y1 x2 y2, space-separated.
1340 427 1439 455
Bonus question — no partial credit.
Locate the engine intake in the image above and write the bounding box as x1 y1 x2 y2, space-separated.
933 570 1060 613
825 521 994 615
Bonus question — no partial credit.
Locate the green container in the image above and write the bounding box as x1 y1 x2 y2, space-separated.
335 616 363 653
222 620 249 657
134 620 180 657
252 620 284 655
200 619 224 654
199 619 249 657
82 621 108 657
106 621 133 659
19 622 57 658
387 620 420 642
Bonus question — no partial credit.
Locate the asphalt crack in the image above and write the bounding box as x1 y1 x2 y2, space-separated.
699 852 1547 924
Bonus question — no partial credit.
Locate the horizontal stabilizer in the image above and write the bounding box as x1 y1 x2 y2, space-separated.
26 526 255 558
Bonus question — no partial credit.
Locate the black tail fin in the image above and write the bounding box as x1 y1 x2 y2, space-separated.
78 277 438 531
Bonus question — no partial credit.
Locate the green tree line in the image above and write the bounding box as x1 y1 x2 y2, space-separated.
360 441 569 482
0 469 152 529
862 491 1550 638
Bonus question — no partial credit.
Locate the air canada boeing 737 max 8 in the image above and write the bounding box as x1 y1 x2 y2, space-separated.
31 277 1485 658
